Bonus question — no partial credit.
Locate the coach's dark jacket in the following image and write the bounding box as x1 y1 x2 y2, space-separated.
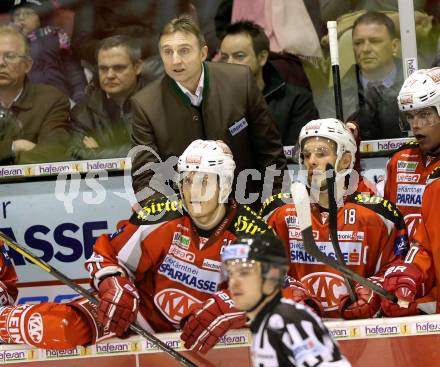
130 62 287 202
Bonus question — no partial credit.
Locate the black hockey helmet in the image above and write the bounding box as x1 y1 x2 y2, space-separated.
222 233 288 284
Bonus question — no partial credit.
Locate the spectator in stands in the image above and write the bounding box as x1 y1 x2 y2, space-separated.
11 0 86 103
70 35 146 160
0 25 70 165
130 15 286 206
319 12 404 140
219 20 319 146
71 1 196 83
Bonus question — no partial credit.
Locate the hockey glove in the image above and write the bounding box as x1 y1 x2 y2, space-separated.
180 290 247 353
381 262 423 317
339 281 381 319
97 276 139 336
0 281 14 306
282 276 323 316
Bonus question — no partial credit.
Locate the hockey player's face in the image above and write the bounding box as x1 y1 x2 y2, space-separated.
160 31 208 93
219 33 266 76
227 261 263 311
302 138 338 189
404 107 440 152
352 23 399 75
182 171 220 223
98 46 142 100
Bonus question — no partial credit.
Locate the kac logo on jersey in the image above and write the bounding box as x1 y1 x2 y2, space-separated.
302 272 347 311
397 161 418 172
154 288 201 324
396 184 424 207
394 235 409 257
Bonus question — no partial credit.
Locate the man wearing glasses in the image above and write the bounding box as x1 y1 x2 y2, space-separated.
0 25 70 165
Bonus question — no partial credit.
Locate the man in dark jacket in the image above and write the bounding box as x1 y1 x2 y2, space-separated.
318 12 404 139
219 20 319 146
70 35 145 160
0 25 70 165
130 15 287 207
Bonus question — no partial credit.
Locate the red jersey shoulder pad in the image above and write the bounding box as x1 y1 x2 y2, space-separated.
232 204 275 238
347 192 406 230
259 192 293 218
129 194 184 225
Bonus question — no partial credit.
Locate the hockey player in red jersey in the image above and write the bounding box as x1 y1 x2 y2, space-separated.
262 118 410 319
0 139 274 349
382 166 440 316
0 248 18 306
383 67 440 240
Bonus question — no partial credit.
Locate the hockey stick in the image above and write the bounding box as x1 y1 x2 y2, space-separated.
326 163 357 302
328 21 344 121
0 231 197 367
291 182 397 302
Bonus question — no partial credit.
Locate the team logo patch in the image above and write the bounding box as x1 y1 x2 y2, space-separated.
302 272 347 311
397 173 420 183
397 160 418 172
396 184 424 207
27 313 43 343
154 289 201 324
108 224 126 240
169 244 195 263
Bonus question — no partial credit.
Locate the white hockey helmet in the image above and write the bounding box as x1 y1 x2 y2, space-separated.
398 68 440 115
298 118 357 173
177 139 236 203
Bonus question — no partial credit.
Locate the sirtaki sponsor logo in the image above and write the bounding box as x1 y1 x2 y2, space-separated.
290 240 362 265
396 173 420 183
234 215 266 235
397 160 418 172
396 184 424 207
158 255 221 293
302 272 347 311
169 244 195 263
415 321 440 333
154 288 201 324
